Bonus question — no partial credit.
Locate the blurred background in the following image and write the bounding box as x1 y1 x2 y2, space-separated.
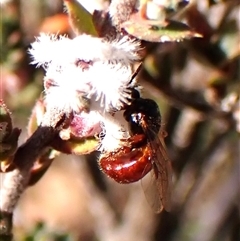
0 0 239 240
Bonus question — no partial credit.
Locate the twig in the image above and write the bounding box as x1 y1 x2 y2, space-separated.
0 108 68 239
141 69 229 118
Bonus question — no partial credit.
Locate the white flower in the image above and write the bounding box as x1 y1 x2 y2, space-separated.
71 34 140 64
43 63 92 113
29 33 141 113
98 111 131 153
29 34 72 68
29 33 140 68
86 61 136 111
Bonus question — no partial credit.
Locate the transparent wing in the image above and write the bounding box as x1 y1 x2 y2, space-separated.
141 128 172 212
141 163 164 213
151 131 172 211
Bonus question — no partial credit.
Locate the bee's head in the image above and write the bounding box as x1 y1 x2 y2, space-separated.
124 98 161 137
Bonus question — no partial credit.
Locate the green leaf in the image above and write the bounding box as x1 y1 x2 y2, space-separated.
64 0 98 36
122 18 202 42
50 136 99 155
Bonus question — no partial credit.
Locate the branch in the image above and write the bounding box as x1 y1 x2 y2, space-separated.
0 108 68 239
141 69 230 119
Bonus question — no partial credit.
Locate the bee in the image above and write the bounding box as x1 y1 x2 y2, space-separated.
99 90 172 212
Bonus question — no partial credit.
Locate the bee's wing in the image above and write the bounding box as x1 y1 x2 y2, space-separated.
151 131 172 212
141 161 164 213
142 128 172 212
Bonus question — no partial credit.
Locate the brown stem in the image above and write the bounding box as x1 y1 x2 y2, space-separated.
141 69 230 119
0 108 68 239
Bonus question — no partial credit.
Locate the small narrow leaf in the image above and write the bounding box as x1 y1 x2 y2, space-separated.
0 128 21 162
27 98 45 136
28 149 59 186
0 100 21 169
50 136 99 155
64 0 98 36
122 14 202 42
0 100 13 142
1 158 15 173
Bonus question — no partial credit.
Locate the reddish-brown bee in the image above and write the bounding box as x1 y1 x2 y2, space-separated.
99 90 172 212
